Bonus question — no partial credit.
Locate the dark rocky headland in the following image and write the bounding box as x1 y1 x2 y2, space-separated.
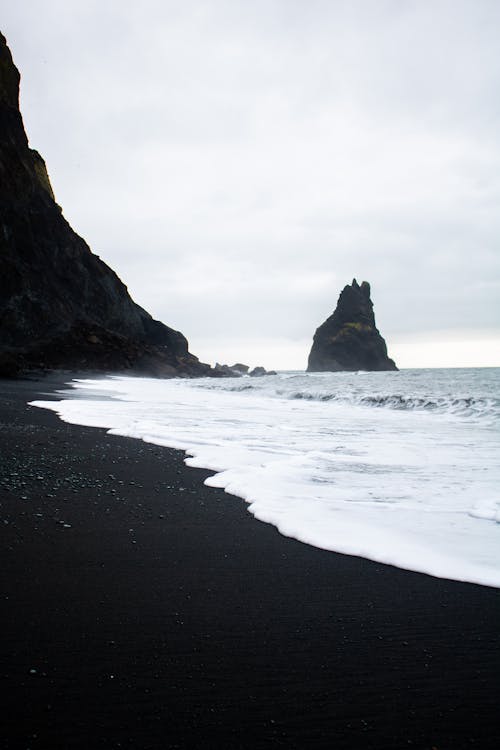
0 32 211 378
307 279 398 372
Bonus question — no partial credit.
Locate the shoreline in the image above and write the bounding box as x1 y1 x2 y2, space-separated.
1 373 499 749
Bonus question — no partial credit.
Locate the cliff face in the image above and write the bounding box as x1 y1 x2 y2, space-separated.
0 32 210 377
307 279 398 372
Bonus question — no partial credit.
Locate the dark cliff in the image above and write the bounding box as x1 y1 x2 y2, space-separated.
307 279 398 372
0 32 210 377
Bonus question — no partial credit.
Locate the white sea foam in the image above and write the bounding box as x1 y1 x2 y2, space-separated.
30 368 500 588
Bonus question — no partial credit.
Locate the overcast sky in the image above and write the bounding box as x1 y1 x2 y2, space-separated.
4 1 500 368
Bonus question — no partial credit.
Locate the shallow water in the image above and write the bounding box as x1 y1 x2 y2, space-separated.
31 368 500 588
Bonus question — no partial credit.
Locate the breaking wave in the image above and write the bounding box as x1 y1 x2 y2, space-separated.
286 390 499 420
198 369 500 423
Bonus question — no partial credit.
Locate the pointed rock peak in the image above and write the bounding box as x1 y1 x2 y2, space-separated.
334 279 375 330
350 278 369 297
360 280 370 297
0 32 20 108
307 279 397 372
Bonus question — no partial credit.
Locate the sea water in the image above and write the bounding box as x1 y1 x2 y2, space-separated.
31 368 500 588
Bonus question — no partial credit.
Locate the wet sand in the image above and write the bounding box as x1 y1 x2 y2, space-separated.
1 374 499 749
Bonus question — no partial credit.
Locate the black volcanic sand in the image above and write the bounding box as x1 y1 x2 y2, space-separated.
1 376 499 750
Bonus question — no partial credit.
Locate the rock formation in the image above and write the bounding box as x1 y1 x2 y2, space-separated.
307 279 397 372
213 363 277 377
214 363 250 376
0 32 211 378
249 366 277 377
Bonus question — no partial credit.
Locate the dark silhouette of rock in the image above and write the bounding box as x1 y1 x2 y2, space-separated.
249 366 277 377
0 32 211 377
213 363 276 377
214 362 249 378
249 367 267 377
307 279 397 372
230 363 250 374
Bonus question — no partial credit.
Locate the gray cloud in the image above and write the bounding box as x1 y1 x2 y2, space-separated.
3 0 500 368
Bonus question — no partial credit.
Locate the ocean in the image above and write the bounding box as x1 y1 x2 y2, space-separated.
31 367 500 588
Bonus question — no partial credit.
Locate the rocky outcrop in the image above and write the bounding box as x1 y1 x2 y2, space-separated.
0 32 211 377
249 366 277 377
307 279 397 372
213 363 277 378
230 363 250 375
214 363 250 376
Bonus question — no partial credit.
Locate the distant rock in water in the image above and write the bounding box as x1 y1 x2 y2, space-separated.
214 363 249 377
213 363 277 377
307 279 398 372
249 366 277 377
0 32 211 378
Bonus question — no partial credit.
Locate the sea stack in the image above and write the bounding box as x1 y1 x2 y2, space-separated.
0 32 209 377
307 279 397 372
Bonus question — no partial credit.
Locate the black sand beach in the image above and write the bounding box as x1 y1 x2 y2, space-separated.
1 376 499 750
